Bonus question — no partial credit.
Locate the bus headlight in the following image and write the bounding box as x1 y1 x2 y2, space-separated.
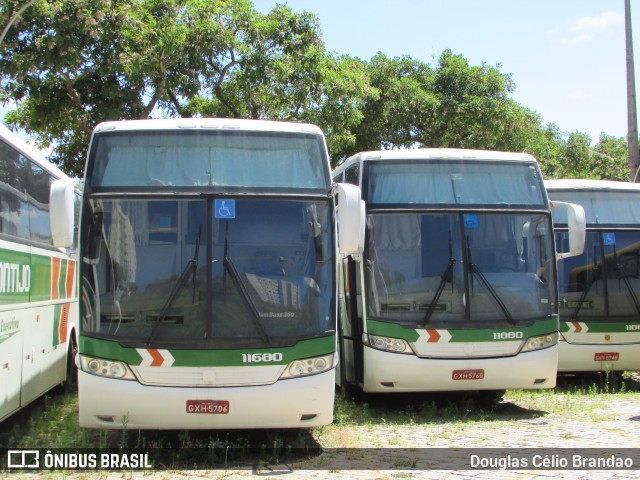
367 335 412 354
79 355 136 380
520 332 558 352
280 353 336 379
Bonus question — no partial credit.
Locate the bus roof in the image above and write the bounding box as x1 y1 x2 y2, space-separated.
0 123 69 180
545 179 640 192
334 148 537 173
93 118 325 136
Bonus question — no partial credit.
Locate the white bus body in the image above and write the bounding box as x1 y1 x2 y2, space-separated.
546 179 640 373
52 118 363 429
333 149 585 393
0 124 79 422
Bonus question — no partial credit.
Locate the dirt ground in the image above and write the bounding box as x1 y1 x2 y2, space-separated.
2 377 640 480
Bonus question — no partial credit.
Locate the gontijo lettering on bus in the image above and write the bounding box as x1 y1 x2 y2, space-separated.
0 262 31 294
0 248 76 304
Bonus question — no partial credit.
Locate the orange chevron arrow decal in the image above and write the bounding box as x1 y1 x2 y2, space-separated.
148 349 164 367
572 321 582 333
426 329 441 343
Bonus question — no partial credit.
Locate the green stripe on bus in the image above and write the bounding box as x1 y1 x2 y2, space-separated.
58 258 67 299
560 321 640 333
80 335 335 367
366 320 421 342
367 317 558 342
0 247 77 304
0 248 31 304
30 253 52 301
52 304 61 346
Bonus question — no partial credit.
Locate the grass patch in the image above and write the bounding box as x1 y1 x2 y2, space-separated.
2 373 638 468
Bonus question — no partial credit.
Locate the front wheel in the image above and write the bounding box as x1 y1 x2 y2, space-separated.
476 389 505 410
64 335 78 392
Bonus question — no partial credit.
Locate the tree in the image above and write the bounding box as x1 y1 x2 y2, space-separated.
0 0 373 176
337 50 559 164
180 3 374 158
593 134 630 181
538 131 629 181
1 0 140 175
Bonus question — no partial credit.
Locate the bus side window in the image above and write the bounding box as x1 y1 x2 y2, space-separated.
345 164 359 186
0 143 30 239
28 162 54 245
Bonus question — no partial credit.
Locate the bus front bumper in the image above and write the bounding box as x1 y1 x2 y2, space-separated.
558 341 640 373
78 369 335 429
362 345 558 392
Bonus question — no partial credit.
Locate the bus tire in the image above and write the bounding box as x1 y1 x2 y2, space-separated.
64 335 78 392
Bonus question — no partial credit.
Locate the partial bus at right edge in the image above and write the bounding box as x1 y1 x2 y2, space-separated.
546 179 640 375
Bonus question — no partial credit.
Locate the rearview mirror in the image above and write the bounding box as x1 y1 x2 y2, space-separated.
333 183 365 258
550 200 586 259
49 178 76 249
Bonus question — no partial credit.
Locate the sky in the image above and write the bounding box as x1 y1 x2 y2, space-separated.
249 0 637 143
1 0 638 146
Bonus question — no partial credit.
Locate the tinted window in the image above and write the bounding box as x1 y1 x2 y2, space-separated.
28 163 53 244
549 190 640 226
0 139 29 239
89 131 330 191
345 164 360 186
0 139 54 244
366 160 546 207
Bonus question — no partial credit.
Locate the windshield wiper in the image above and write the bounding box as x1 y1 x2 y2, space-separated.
422 258 456 324
467 237 514 324
223 256 272 347
611 244 640 316
572 245 599 320
145 225 202 346
423 231 456 324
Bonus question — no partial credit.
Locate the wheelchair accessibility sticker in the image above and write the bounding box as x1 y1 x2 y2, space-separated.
603 233 616 246
215 199 236 219
463 214 479 229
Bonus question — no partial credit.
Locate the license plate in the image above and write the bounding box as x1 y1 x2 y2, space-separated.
186 400 230 414
452 369 485 380
594 352 619 362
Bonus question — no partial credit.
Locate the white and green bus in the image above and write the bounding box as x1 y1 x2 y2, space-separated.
0 124 79 423
546 179 640 374
332 149 585 394
51 118 363 429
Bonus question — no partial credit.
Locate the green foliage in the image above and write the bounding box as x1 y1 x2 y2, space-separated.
0 0 373 176
337 50 539 158
0 1 635 179
592 134 630 181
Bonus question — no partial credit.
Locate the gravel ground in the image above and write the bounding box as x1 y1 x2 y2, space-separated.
3 376 640 480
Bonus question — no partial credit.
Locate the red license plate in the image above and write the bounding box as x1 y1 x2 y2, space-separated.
452 369 485 380
186 400 230 414
594 352 619 362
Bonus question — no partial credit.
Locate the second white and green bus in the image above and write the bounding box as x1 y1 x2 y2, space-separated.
0 124 79 423
332 149 585 394
546 179 640 374
51 118 363 429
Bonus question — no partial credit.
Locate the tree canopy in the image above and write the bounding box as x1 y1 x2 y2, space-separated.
0 0 631 179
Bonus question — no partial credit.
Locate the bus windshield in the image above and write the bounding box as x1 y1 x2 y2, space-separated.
550 190 640 226
81 198 334 348
366 212 556 325
366 160 546 207
556 230 640 320
88 130 329 191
